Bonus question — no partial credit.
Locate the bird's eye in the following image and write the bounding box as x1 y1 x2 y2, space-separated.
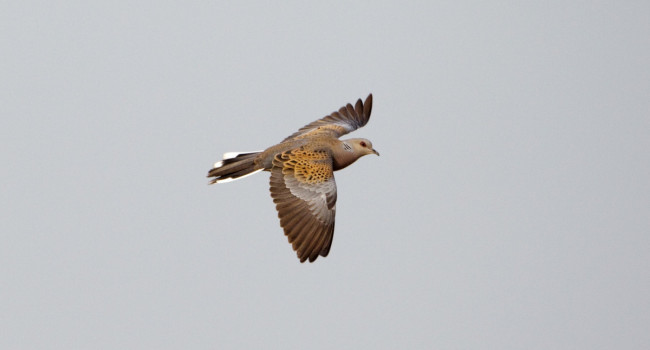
360 141 367 147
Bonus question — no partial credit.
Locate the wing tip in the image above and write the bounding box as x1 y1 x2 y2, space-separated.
364 93 373 118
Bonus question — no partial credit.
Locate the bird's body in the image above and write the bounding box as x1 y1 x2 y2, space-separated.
207 94 378 262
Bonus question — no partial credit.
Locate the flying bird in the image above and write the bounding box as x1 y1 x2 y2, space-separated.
207 94 378 262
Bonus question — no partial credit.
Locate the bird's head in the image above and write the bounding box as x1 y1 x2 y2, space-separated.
350 138 380 157
333 138 379 170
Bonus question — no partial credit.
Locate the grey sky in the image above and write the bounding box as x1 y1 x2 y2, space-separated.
2 1 649 349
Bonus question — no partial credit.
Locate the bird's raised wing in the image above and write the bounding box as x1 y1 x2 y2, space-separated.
269 147 337 262
282 94 373 141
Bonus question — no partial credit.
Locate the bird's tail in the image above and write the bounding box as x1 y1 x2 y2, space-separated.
207 151 264 184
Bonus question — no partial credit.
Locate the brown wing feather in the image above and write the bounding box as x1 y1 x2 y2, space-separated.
269 148 337 262
282 94 373 141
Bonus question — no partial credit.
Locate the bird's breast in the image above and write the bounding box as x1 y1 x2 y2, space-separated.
332 151 358 170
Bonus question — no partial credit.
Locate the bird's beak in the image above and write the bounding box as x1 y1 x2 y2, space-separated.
372 149 380 156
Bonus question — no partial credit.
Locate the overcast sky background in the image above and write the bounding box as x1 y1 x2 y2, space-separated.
2 1 649 349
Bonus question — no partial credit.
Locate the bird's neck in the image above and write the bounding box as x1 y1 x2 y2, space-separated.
332 141 360 170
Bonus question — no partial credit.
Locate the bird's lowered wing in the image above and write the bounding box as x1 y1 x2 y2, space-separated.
269 148 337 262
